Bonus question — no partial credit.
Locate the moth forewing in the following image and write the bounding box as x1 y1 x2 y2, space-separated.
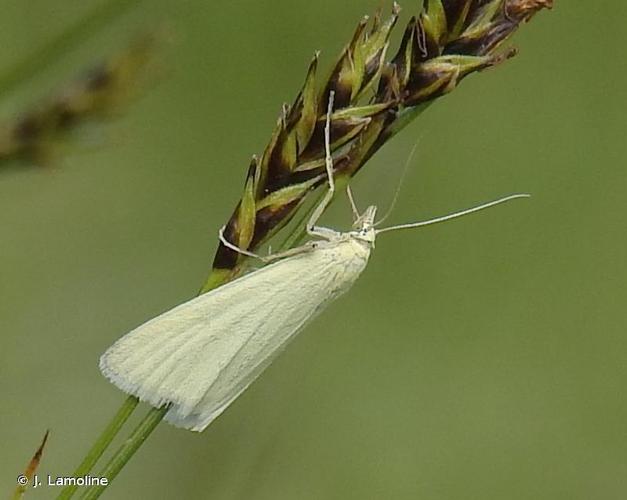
100 235 373 431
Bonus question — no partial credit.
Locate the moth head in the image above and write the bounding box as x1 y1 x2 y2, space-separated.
352 205 377 244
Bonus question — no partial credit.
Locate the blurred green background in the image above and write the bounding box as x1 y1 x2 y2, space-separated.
1 1 626 499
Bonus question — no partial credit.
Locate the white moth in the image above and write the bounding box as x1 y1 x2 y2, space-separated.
100 93 527 432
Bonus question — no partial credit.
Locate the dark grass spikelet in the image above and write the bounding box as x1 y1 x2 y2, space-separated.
203 0 553 291
0 35 156 167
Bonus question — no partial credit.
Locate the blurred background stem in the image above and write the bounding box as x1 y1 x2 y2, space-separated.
0 0 140 97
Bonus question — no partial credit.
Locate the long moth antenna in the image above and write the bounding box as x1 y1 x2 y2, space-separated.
374 137 421 227
376 194 530 234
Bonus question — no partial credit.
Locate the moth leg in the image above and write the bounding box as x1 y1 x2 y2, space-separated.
218 226 265 260
307 91 337 240
220 91 338 263
261 241 319 262
218 226 316 264
346 185 360 220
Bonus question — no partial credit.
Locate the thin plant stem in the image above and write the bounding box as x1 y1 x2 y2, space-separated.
80 406 169 500
56 396 139 500
0 0 141 97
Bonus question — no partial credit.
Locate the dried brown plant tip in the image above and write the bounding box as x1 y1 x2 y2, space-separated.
11 430 49 500
202 0 553 292
0 35 157 167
